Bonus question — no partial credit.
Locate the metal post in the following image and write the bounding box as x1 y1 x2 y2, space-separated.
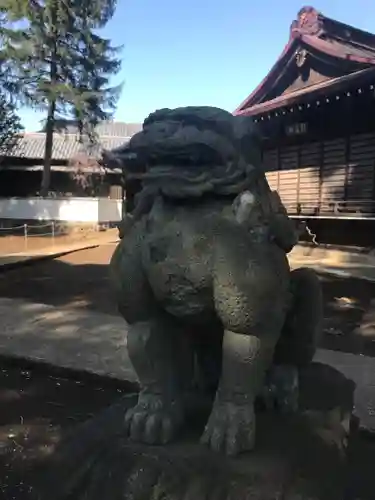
51 221 55 247
24 224 28 251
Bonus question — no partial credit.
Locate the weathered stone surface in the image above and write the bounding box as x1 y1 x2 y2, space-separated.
33 362 354 500
107 105 323 456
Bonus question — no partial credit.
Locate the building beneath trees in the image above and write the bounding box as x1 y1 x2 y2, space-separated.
0 121 141 199
234 6 375 222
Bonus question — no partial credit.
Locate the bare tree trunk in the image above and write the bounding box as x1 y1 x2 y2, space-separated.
40 97 56 197
40 0 57 198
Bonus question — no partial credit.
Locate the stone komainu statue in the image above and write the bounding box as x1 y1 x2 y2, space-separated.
106 106 323 457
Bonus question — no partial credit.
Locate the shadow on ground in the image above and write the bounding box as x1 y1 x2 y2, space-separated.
0 361 133 500
318 271 375 356
0 245 117 315
1 246 375 356
1 359 372 500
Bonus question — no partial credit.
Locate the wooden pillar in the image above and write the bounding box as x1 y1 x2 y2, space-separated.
371 159 375 214
296 144 301 211
318 140 324 216
343 135 350 204
276 147 281 191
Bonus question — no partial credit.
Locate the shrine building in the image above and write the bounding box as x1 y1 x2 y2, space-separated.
234 6 375 222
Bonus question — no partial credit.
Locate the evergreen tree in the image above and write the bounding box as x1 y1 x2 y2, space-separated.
0 12 23 157
0 0 122 195
0 93 23 158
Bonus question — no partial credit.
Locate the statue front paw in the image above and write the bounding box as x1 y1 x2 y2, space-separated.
200 399 255 456
125 393 185 445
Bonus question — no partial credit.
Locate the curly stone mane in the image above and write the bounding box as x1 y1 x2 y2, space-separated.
115 106 264 199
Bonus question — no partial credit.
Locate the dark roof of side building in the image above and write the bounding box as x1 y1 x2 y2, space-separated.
7 121 142 161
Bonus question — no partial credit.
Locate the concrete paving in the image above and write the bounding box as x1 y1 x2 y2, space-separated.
289 244 375 281
290 260 375 282
0 297 135 382
0 296 374 433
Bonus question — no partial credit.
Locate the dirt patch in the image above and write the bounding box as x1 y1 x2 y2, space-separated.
0 228 117 257
0 361 130 500
0 245 116 314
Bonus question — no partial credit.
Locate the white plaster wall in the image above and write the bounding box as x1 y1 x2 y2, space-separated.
0 197 122 223
97 199 123 222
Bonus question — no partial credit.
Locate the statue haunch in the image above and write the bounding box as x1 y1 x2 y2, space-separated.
108 106 323 457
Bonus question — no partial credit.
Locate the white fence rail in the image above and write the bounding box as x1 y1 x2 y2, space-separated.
0 197 123 223
0 221 63 257
0 221 55 251
0 219 119 258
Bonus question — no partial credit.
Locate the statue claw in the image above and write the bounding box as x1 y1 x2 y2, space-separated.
124 393 184 445
200 400 256 457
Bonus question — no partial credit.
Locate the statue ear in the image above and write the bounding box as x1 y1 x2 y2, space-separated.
233 190 256 224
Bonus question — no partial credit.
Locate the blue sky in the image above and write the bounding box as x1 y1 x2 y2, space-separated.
19 0 375 131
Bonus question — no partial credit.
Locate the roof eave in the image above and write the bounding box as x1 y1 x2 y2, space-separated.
234 6 375 116
233 37 299 114
236 66 375 117
234 34 375 117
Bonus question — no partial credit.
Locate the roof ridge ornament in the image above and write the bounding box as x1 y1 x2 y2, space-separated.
290 6 324 38
295 48 308 68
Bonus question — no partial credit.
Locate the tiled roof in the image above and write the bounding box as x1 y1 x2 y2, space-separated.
96 122 142 138
8 121 142 160
3 164 123 174
42 120 143 138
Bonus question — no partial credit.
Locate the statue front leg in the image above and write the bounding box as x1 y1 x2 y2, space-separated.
201 329 278 456
125 313 193 445
202 244 289 456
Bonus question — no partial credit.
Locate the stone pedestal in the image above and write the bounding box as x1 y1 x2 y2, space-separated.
34 362 355 500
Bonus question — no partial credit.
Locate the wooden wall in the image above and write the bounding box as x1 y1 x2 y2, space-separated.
263 131 375 216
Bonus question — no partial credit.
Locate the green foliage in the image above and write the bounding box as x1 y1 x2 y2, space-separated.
0 0 122 194
0 11 23 157
0 94 23 157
